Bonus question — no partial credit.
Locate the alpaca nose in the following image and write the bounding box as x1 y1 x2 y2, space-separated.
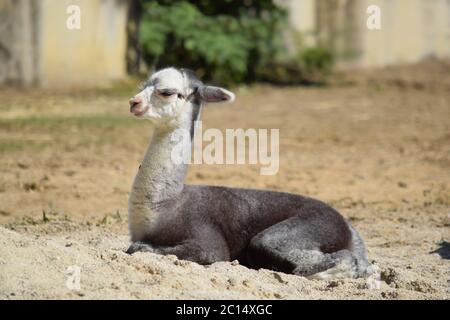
129 97 143 110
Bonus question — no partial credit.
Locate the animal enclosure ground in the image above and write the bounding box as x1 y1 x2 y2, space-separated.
0 60 449 299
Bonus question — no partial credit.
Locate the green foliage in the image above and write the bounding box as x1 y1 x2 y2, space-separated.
300 47 334 78
250 46 334 85
139 0 285 85
138 0 333 85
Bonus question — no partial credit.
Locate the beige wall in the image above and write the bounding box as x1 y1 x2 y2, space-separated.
0 0 40 85
0 0 128 88
284 0 450 68
356 0 450 68
277 0 316 46
2 0 449 86
39 0 128 87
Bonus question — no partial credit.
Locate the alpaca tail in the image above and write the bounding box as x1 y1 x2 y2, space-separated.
307 223 379 281
348 223 375 278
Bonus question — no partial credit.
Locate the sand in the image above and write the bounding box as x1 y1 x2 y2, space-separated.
0 60 449 299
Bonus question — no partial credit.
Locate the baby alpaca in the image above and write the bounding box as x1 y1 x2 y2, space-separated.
126 67 373 279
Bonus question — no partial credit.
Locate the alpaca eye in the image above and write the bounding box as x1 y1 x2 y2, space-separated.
159 90 175 97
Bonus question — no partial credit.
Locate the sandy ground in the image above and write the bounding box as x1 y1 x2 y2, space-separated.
0 60 449 299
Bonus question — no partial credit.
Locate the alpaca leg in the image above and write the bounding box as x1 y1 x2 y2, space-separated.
304 249 359 279
126 241 156 254
246 217 359 278
127 227 230 264
126 241 195 258
127 241 229 264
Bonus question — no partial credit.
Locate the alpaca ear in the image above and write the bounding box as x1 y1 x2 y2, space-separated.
197 86 235 103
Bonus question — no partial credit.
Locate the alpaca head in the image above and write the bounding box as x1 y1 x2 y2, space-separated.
129 67 235 127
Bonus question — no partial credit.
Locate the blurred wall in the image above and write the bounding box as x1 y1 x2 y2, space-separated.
278 0 316 46
2 0 449 87
0 0 128 88
0 0 39 86
283 0 450 68
355 0 450 68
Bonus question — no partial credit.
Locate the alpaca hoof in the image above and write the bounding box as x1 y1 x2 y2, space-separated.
126 242 155 254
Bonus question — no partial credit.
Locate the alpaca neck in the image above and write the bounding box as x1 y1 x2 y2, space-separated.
128 122 192 241
130 123 191 207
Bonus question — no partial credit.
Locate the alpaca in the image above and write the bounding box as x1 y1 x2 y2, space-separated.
126 67 373 279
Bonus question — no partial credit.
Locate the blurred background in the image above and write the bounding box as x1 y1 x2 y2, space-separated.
0 0 449 299
1 0 449 87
